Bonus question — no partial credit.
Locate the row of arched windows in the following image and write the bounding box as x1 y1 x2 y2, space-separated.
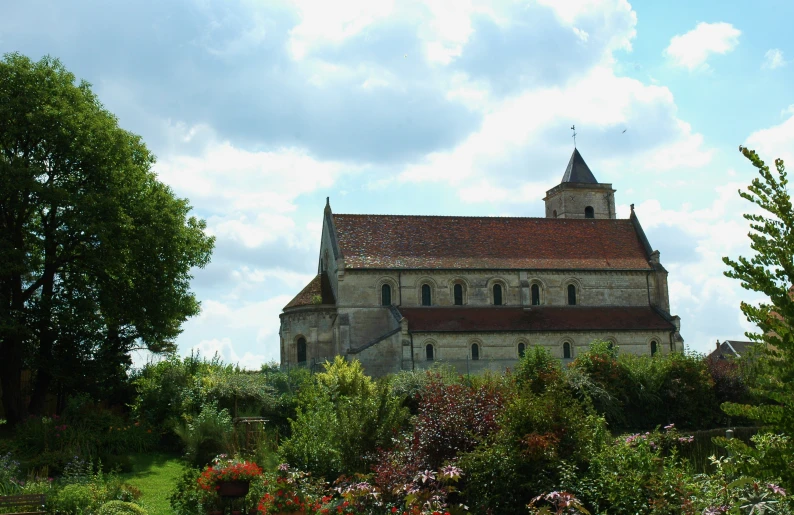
294 335 667 366
380 282 579 306
420 339 669 362
424 341 560 361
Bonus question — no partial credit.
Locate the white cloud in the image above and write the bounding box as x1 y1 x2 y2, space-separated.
399 65 711 198
664 22 741 71
762 48 787 69
746 110 794 166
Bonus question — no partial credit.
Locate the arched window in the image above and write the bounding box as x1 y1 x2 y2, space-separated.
381 284 392 306
651 340 658 357
567 284 577 305
563 342 572 359
471 343 479 361
531 284 540 305
518 342 526 358
670 341 675 352
425 343 434 361
585 206 594 218
453 283 464 305
553 210 558 218
421 284 432 306
297 337 307 364
493 284 503 306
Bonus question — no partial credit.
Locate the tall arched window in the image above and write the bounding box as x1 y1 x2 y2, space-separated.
651 340 658 357
421 284 432 306
381 284 392 306
531 284 540 305
567 284 577 305
471 343 480 361
585 206 595 218
453 283 464 305
426 344 434 361
563 341 572 359
493 284 503 306
518 342 526 358
297 337 307 364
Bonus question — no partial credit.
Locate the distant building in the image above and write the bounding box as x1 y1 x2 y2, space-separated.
707 340 755 360
280 149 684 376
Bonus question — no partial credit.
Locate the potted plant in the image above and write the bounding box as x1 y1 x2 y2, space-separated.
198 455 264 499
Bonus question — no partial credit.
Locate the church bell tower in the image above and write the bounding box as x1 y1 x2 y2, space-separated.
543 148 616 219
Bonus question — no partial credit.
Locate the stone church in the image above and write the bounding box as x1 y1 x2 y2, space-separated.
280 149 684 376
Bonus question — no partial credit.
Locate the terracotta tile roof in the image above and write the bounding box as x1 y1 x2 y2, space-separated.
333 215 651 270
284 273 336 310
398 306 675 333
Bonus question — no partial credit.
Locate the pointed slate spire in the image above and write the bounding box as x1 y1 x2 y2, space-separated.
561 148 598 184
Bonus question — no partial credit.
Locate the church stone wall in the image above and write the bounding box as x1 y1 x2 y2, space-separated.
279 307 337 368
544 184 616 219
350 330 405 377
411 330 677 375
336 269 653 308
318 219 340 300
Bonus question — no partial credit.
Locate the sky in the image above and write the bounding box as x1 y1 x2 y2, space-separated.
3 0 794 369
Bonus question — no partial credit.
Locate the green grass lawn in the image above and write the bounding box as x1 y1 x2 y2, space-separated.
120 453 184 515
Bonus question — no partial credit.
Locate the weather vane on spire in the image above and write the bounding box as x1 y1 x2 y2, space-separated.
571 125 577 148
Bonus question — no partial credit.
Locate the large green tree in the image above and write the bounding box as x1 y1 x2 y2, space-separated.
722 146 794 486
0 53 215 424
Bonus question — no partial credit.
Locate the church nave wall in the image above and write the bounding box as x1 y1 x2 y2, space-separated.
336 269 654 308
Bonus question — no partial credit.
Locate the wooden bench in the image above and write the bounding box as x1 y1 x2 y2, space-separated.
0 494 47 515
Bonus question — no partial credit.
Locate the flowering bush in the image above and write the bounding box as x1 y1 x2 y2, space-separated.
256 464 325 514
197 455 263 492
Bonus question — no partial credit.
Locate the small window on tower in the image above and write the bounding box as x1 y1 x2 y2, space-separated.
518 342 526 358
585 206 594 218
381 284 392 306
553 210 558 218
471 343 479 361
567 284 577 305
297 337 307 364
531 284 540 305
426 344 434 361
563 341 572 359
454 283 464 305
651 340 658 357
493 284 503 305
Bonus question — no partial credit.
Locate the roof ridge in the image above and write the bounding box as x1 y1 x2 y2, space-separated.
334 213 631 221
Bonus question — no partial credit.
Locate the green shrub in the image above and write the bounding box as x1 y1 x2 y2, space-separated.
168 466 219 515
577 426 697 514
280 360 408 480
173 401 233 467
515 345 562 393
50 483 99 515
460 383 606 515
97 501 147 515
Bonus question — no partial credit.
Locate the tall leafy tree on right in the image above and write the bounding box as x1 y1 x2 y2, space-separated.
722 146 794 488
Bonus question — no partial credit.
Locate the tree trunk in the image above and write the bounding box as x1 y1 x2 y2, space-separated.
0 333 24 425
0 271 28 425
28 270 55 415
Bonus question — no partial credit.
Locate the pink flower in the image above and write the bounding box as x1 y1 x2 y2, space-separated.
768 484 787 496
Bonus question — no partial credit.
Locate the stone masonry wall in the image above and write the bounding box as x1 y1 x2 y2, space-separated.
336 269 654 308
544 184 616 219
279 307 337 368
410 329 677 375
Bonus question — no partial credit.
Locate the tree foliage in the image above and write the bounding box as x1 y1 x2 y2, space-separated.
722 146 794 488
0 53 214 424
